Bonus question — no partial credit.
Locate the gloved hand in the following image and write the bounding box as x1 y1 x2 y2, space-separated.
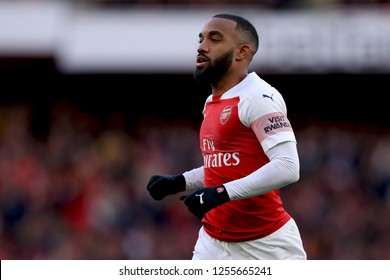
180 186 230 218
146 174 186 200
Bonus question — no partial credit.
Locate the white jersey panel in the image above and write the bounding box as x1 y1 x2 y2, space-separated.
221 72 296 153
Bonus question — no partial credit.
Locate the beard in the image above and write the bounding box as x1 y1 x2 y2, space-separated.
194 49 234 86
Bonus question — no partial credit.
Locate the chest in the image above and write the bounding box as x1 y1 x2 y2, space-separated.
200 97 254 151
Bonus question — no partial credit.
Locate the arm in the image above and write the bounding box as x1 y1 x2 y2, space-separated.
183 166 204 190
146 166 204 200
181 141 299 218
224 140 299 199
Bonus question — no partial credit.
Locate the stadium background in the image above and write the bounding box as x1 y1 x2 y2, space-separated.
1 0 390 260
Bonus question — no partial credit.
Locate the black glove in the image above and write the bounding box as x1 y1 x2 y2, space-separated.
147 174 186 200
180 185 230 218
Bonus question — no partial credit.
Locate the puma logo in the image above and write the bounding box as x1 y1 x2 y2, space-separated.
195 192 204 204
263 94 274 102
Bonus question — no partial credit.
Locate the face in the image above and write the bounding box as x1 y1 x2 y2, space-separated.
194 18 238 85
194 49 234 85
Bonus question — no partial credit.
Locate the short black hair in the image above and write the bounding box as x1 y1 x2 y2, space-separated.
212 13 259 54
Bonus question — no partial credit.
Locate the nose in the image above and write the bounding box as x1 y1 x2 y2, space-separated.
197 40 208 54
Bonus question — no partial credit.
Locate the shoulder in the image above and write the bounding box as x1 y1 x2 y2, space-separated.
233 73 285 108
224 72 281 101
247 72 283 100
234 73 289 126
204 94 214 104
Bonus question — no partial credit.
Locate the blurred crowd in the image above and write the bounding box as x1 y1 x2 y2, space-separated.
0 100 389 260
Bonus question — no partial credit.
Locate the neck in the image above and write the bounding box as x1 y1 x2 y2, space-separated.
212 72 248 96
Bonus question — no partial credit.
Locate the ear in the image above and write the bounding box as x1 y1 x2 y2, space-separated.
235 44 251 61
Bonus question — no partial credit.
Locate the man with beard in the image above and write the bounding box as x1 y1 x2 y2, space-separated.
146 14 307 260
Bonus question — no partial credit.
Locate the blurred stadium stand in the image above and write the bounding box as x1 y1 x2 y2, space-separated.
0 0 390 260
1 1 390 73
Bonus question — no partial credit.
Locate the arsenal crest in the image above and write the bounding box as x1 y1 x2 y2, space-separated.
220 106 232 125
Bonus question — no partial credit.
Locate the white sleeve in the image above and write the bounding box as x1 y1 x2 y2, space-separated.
182 166 204 190
224 141 300 200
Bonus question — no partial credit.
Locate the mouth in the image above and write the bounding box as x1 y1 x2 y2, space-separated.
196 54 208 68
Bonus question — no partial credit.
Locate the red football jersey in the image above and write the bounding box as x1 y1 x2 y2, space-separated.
200 72 295 242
